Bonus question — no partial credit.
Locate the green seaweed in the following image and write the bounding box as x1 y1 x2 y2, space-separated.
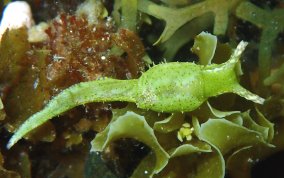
121 0 138 31
194 124 225 178
91 111 169 176
255 108 274 142
236 2 284 92
160 0 191 7
0 28 30 86
199 119 271 155
264 61 284 88
138 0 244 44
159 13 213 60
225 146 253 178
191 31 217 65
0 99 5 121
95 109 220 178
112 0 140 32
192 107 274 178
92 98 272 177
241 111 272 143
191 102 240 122
153 144 224 178
153 113 184 133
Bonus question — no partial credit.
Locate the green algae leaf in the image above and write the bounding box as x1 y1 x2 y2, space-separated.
4 49 56 143
192 116 201 137
91 111 169 175
165 145 224 178
227 114 243 125
91 109 222 178
186 117 225 178
160 0 191 6
194 144 224 178
155 117 225 178
121 0 138 31
241 111 270 143
113 0 148 30
138 0 243 44
199 119 270 155
112 103 161 128
0 28 30 86
191 102 240 122
0 99 5 121
112 0 122 25
0 29 56 144
112 0 142 31
0 99 3 110
191 115 273 177
262 97 284 119
12 151 32 178
191 31 217 65
133 141 223 178
226 146 253 178
160 13 213 60
255 108 274 142
153 113 184 133
236 1 284 86
264 62 284 86
156 148 224 178
169 143 211 158
206 102 240 118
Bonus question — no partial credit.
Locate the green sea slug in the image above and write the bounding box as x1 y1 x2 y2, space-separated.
7 41 264 149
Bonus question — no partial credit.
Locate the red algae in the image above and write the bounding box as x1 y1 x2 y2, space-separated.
43 14 145 94
0 12 145 145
